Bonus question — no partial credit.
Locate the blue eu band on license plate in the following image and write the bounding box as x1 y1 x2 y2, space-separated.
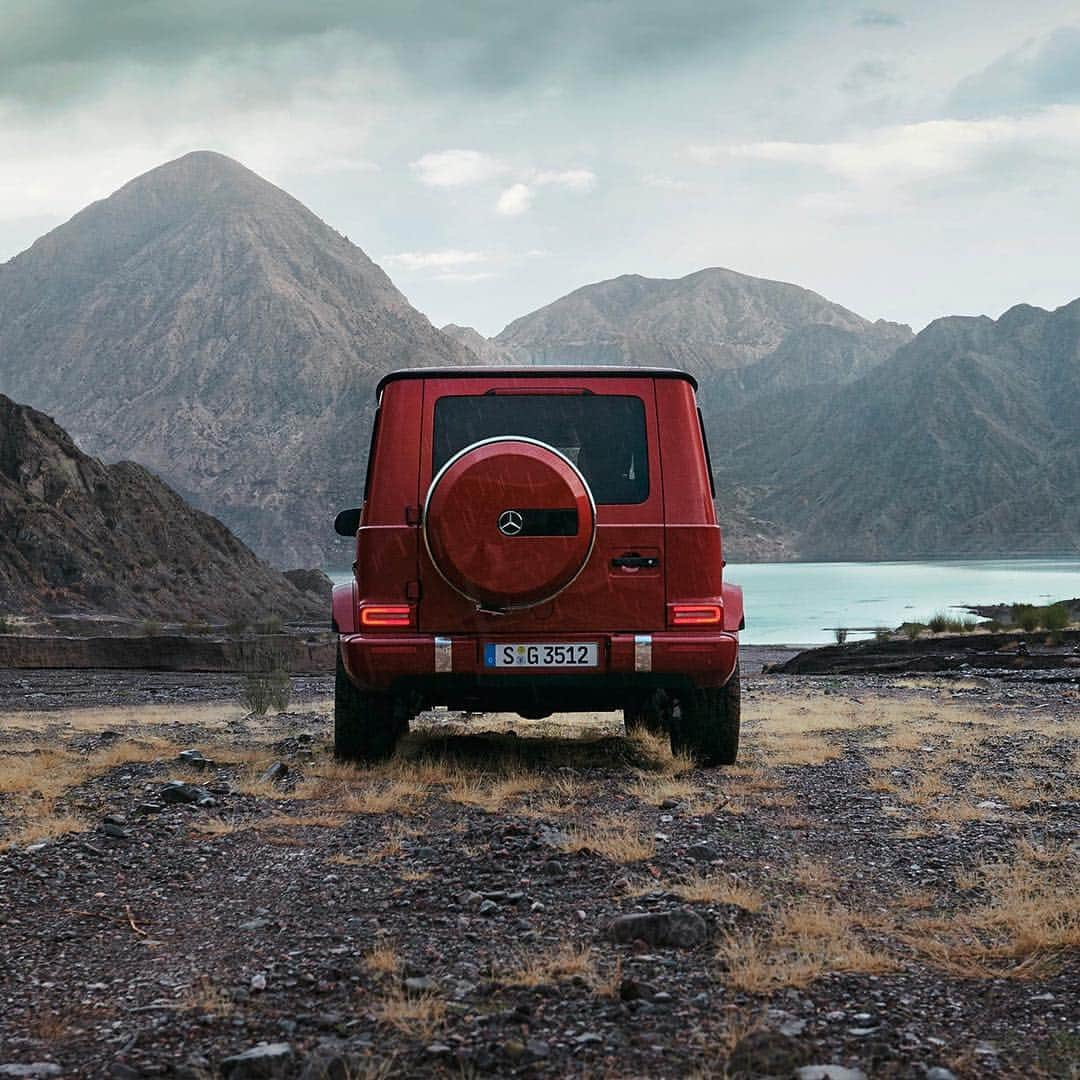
485 643 599 667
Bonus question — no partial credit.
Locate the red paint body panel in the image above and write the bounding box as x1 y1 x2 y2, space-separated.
338 367 741 705
415 374 666 633
341 630 737 690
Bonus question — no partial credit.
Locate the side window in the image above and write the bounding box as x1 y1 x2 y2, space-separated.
433 394 650 505
697 407 717 499
362 405 381 501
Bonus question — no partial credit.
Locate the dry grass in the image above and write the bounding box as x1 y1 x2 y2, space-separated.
375 990 445 1037
627 728 695 774
0 810 88 852
501 942 596 987
178 977 233 1016
190 816 246 837
627 773 700 806
560 816 655 863
256 812 347 830
341 781 427 815
363 942 401 976
790 857 836 891
445 772 542 811
667 871 765 912
902 851 1080 979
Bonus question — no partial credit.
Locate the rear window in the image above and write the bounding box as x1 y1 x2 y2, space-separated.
433 394 649 505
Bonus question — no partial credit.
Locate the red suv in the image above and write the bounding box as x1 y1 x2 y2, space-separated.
332 368 743 764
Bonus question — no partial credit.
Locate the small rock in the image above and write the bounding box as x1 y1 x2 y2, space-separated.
530 900 545 913
659 797 681 810
425 1044 452 1057
220 1042 294 1079
606 907 708 949
574 1033 603 1046
457 890 484 910
728 1031 810 1076
136 803 165 815
796 1068 867 1080
404 976 437 994
103 814 127 826
926 1070 957 1080
0 1066 63 1079
259 762 289 784
503 1040 526 1060
478 900 498 917
160 781 214 806
250 973 267 992
525 1040 549 1060
179 749 214 770
101 823 130 840
618 978 650 1001
687 842 719 861
847 1026 879 1037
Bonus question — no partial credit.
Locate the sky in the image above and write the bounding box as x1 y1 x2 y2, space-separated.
2 1 1080 336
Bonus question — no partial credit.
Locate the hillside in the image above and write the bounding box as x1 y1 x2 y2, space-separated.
493 268 912 400
718 301 1080 559
0 395 324 620
0 151 475 566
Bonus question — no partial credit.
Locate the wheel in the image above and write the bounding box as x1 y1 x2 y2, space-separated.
671 663 740 766
623 692 669 736
334 645 407 761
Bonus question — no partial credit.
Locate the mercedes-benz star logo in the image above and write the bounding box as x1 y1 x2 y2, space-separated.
498 509 524 536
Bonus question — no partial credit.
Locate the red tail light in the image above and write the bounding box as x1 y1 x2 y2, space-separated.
669 603 723 626
359 604 414 628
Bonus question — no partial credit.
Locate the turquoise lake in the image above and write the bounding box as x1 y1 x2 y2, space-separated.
328 557 1079 646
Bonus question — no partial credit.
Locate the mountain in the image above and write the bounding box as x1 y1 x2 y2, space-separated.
718 300 1080 559
0 395 324 620
441 323 513 365
0 151 475 566
493 268 912 403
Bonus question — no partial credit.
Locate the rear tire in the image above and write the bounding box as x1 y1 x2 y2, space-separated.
334 645 407 761
671 663 740 766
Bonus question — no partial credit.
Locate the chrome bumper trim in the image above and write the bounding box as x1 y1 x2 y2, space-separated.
434 636 453 673
634 634 652 673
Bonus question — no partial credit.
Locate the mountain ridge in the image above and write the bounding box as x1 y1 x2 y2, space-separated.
0 151 476 566
0 393 324 620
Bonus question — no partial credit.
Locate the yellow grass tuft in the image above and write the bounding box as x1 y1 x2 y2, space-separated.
667 871 765 912
501 942 596 987
363 942 401 976
560 816 655 863
375 990 445 1037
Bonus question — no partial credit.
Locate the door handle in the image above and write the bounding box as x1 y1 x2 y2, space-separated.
612 554 659 569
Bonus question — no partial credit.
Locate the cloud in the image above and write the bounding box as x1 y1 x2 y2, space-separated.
691 105 1080 209
534 168 596 190
410 149 507 188
854 10 903 28
0 1 792 107
950 24 1080 118
496 183 534 216
382 249 488 271
841 59 895 96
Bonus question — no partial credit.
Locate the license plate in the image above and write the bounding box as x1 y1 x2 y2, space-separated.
484 643 598 668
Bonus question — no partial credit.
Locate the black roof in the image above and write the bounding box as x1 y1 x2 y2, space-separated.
376 365 697 396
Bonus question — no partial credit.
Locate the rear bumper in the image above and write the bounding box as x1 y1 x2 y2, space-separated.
339 630 738 707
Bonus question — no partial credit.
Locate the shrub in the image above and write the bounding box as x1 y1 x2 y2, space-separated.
257 613 284 635
833 628 848 644
1042 604 1069 633
959 617 978 633
226 615 248 637
141 619 163 637
235 639 291 715
984 620 1002 632
928 613 949 634
0 615 13 635
874 626 891 641
1014 605 1040 633
903 623 924 640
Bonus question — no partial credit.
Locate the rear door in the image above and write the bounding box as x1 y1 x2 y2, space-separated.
417 374 665 633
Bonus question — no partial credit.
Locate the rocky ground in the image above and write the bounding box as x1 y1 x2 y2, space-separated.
0 650 1076 1079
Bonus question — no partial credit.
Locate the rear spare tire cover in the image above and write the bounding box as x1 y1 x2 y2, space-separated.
424 437 596 610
